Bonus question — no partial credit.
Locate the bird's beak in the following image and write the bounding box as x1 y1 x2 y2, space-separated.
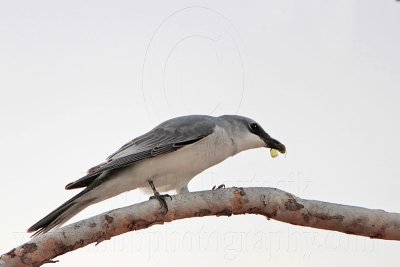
262 135 286 154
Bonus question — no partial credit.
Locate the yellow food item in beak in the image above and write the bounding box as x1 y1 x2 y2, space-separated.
270 148 279 158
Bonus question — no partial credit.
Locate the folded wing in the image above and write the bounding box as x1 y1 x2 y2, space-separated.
65 115 216 190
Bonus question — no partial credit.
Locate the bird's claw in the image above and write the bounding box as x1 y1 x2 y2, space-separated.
212 184 225 190
148 179 172 212
149 193 172 211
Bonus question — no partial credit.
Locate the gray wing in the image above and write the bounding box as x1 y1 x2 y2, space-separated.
65 115 216 190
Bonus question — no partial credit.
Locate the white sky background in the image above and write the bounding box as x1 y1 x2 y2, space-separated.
1 0 400 266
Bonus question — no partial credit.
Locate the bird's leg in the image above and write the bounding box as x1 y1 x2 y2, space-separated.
212 184 225 190
147 179 172 211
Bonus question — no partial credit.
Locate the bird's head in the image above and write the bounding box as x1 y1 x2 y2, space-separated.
220 115 286 155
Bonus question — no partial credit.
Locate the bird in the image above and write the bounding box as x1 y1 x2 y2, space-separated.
27 114 286 236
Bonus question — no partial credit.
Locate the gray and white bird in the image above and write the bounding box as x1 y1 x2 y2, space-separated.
28 115 286 236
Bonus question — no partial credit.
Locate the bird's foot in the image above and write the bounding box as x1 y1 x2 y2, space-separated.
149 193 172 211
148 179 172 211
212 184 225 190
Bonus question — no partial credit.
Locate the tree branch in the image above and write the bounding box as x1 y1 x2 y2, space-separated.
1 187 400 266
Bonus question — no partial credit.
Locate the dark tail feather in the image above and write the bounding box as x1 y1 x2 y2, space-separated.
27 188 96 237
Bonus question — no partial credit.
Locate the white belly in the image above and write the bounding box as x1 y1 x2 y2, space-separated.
90 126 236 201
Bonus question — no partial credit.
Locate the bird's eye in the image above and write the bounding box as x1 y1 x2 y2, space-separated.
249 122 259 132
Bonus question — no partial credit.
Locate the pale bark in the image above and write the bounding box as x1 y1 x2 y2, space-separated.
1 187 400 266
